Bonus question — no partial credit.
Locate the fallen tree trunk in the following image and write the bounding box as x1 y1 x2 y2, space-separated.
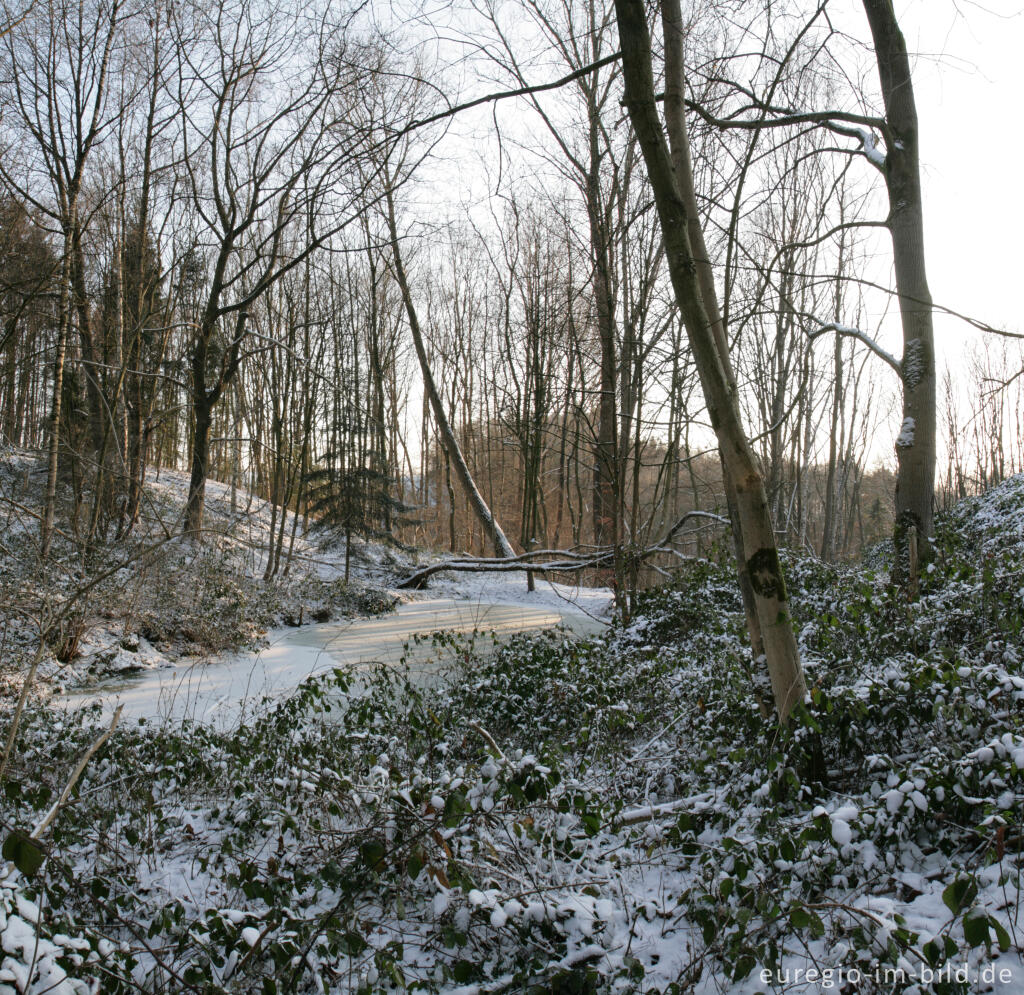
384 179 515 560
397 511 727 589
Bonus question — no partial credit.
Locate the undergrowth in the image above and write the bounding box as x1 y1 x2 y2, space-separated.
2 480 1024 993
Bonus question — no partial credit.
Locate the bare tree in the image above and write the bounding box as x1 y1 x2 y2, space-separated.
861 0 935 585
172 0 376 535
384 176 515 558
614 0 806 721
0 0 126 556
469 0 631 552
686 0 938 587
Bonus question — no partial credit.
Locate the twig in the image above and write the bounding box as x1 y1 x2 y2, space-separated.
469 722 506 761
31 705 123 841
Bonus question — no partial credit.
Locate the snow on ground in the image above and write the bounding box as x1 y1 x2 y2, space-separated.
62 598 606 724
951 471 1024 555
0 447 611 705
138 458 615 624
13 461 1024 993
417 566 613 623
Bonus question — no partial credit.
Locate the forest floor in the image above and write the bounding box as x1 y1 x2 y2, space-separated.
0 447 402 698
1 452 1023 993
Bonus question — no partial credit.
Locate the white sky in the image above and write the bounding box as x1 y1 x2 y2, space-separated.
399 0 1024 468
904 1 1024 343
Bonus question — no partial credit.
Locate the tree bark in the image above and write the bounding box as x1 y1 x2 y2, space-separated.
184 310 244 535
41 249 73 559
184 396 213 537
614 0 806 721
588 169 619 550
862 0 936 586
384 185 515 559
661 0 766 664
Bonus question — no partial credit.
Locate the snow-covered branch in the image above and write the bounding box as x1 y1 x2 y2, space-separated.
806 322 901 375
396 512 730 589
31 706 123 842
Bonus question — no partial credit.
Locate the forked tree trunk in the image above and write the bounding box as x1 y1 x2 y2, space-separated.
862 0 936 589
660 0 766 665
384 185 515 559
183 310 246 537
614 0 806 721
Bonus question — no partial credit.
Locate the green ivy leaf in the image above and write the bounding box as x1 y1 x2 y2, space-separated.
732 954 756 981
789 906 813 929
789 906 824 938
700 916 716 945
942 876 978 915
990 917 1011 953
360 840 386 871
452 959 474 983
922 938 944 967
342 930 368 955
3 830 44 877
963 912 990 948
443 791 467 827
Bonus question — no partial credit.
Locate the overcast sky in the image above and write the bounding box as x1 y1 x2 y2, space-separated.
904 2 1024 345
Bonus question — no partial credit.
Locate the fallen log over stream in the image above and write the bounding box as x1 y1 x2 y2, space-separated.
396 511 729 589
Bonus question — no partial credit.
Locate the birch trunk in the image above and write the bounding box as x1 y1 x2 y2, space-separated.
614 0 806 721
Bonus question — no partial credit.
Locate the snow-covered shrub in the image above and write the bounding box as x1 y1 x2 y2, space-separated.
3 478 1024 992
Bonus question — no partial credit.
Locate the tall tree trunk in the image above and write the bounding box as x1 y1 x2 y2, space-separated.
862 0 936 587
41 248 74 559
821 236 848 561
184 311 245 536
615 0 806 721
821 331 842 561
3 318 18 442
384 184 514 559
591 202 619 550
185 397 213 536
660 0 766 666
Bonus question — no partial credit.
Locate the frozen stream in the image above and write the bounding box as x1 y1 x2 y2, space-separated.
62 598 606 725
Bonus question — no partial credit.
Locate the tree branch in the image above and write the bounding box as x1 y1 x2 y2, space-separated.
401 52 623 135
807 322 901 374
32 706 123 841
684 100 886 135
396 512 728 589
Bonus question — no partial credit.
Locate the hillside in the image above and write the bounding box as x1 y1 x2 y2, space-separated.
0 447 409 699
0 476 1022 993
